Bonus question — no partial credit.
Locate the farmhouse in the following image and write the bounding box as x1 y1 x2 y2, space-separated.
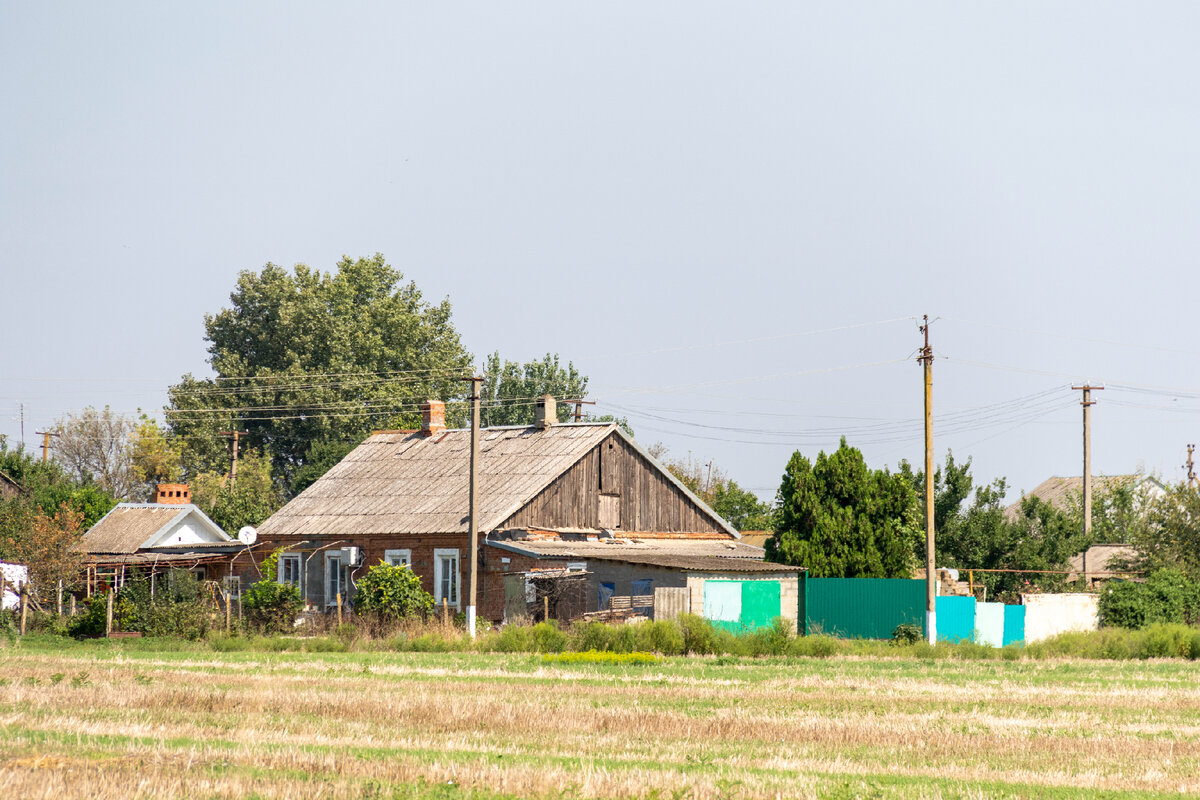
72 483 250 595
255 397 800 629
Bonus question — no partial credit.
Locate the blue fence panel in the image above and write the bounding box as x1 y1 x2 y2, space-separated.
936 596 976 643
1002 604 1026 646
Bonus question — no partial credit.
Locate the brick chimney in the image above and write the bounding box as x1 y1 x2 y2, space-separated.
421 399 446 437
535 395 557 429
154 483 190 505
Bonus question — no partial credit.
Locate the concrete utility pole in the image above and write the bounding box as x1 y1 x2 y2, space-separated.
1186 444 1196 489
34 430 58 462
919 316 936 645
1072 385 1103 537
464 376 484 638
564 399 595 423
219 430 249 488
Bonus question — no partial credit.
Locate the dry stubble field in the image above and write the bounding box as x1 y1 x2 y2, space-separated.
1 637 1199 800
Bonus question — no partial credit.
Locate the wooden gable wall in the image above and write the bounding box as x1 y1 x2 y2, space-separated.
499 432 730 535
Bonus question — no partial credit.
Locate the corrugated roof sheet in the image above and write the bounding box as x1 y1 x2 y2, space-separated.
73 505 190 554
488 537 800 574
258 423 619 537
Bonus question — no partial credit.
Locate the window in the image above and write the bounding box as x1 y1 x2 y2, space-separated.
433 548 459 608
567 562 587 572
278 553 302 590
384 549 412 568
325 551 347 606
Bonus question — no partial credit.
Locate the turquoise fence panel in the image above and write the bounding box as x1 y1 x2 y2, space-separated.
805 578 925 639
936 596 976 642
1002 604 1026 646
974 602 1005 647
702 580 743 631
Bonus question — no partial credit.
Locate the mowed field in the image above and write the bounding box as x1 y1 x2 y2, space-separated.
2 640 1200 799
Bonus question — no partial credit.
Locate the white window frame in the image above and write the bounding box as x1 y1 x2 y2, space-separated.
433 548 460 609
567 562 587 572
325 551 347 607
278 552 303 592
384 548 412 568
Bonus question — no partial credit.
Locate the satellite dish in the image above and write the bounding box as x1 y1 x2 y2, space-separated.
237 526 258 545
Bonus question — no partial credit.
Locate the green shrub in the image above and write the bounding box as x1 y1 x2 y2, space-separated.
67 593 109 639
243 579 302 633
531 621 568 653
353 563 435 620
491 624 535 653
639 620 685 656
746 617 793 656
892 623 922 645
570 621 615 652
1099 569 1200 630
677 613 716 655
789 634 843 658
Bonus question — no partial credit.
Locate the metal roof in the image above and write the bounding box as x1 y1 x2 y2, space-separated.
259 422 621 537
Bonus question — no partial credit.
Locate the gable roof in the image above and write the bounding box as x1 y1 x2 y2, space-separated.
1005 474 1165 520
74 503 231 555
257 422 739 538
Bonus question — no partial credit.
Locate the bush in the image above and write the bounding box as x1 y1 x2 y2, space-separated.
354 563 435 620
746 617 793 656
677 613 717 655
67 593 109 639
1099 569 1200 630
243 579 303 633
531 621 568 653
892 623 922 645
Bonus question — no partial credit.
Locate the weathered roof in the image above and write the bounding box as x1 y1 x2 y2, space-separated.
258 423 626 538
487 536 800 574
74 504 229 555
1005 474 1165 520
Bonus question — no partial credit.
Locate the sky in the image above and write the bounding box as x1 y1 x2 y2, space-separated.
4 3 1200 503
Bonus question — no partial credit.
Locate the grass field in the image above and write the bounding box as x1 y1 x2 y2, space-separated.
2 637 1200 799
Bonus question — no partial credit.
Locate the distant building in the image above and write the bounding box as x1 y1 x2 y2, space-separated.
1004 474 1166 521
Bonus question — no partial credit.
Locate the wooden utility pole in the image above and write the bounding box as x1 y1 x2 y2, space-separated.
219 430 249 487
918 315 936 645
34 430 59 462
464 377 483 638
1186 444 1196 489
1072 385 1103 537
564 399 595 423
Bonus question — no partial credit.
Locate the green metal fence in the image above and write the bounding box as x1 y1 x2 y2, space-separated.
804 577 925 639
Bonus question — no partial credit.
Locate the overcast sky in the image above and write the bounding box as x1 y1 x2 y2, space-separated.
4 3 1200 502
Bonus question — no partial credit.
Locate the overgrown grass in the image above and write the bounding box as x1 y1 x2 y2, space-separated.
12 611 1200 663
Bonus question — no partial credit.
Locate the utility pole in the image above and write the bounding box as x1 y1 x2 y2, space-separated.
1071 385 1103 537
918 315 936 645
219 430 249 488
19 403 24 449
34 430 59 462
564 399 595 423
1186 444 1196 489
463 376 483 638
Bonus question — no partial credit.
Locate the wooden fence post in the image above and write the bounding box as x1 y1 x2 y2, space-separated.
544 594 550 622
225 591 232 634
19 584 28 636
57 580 63 617
70 595 77 617
105 590 113 636
442 597 448 626
336 592 343 626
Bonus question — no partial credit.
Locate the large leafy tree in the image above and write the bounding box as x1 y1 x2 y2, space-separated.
767 439 920 578
651 447 772 531
166 255 473 487
189 450 284 535
902 451 1093 599
481 352 587 427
